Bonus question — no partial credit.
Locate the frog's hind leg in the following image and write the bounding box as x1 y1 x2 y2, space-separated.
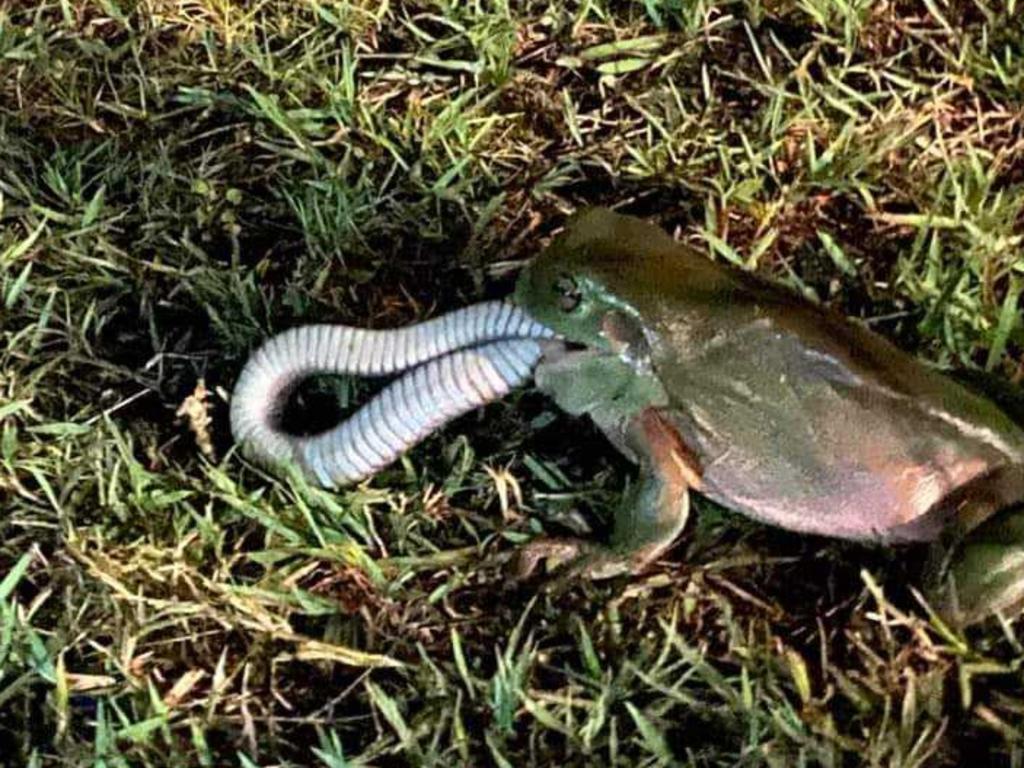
515 408 698 582
925 504 1024 627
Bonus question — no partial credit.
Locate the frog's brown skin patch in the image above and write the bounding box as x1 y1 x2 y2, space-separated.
638 407 702 493
601 310 652 373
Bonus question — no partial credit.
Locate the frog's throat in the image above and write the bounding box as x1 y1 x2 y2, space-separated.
532 342 671 465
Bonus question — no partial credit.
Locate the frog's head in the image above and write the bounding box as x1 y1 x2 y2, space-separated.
514 249 612 353
514 207 678 356
514 207 675 426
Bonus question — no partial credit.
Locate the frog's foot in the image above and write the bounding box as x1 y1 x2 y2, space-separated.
512 536 677 600
513 537 643 582
924 504 1024 627
514 407 695 590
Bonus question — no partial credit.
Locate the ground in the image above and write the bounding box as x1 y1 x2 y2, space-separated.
2 0 1023 765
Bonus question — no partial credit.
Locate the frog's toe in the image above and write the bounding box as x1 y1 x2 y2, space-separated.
925 506 1024 627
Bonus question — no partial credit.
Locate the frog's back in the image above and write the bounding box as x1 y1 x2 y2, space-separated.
569 209 1024 541
657 319 1024 542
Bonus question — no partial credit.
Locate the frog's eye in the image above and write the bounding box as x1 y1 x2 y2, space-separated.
554 275 582 313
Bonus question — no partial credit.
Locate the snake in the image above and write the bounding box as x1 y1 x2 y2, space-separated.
229 301 557 487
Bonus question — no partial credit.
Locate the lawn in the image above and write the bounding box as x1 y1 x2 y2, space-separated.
2 0 1023 765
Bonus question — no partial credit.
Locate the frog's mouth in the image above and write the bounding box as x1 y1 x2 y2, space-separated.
534 336 586 365
230 301 565 488
534 308 654 379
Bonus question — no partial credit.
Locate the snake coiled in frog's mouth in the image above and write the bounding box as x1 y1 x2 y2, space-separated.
229 301 561 487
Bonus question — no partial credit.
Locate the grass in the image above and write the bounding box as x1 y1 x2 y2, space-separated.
2 0 1024 765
